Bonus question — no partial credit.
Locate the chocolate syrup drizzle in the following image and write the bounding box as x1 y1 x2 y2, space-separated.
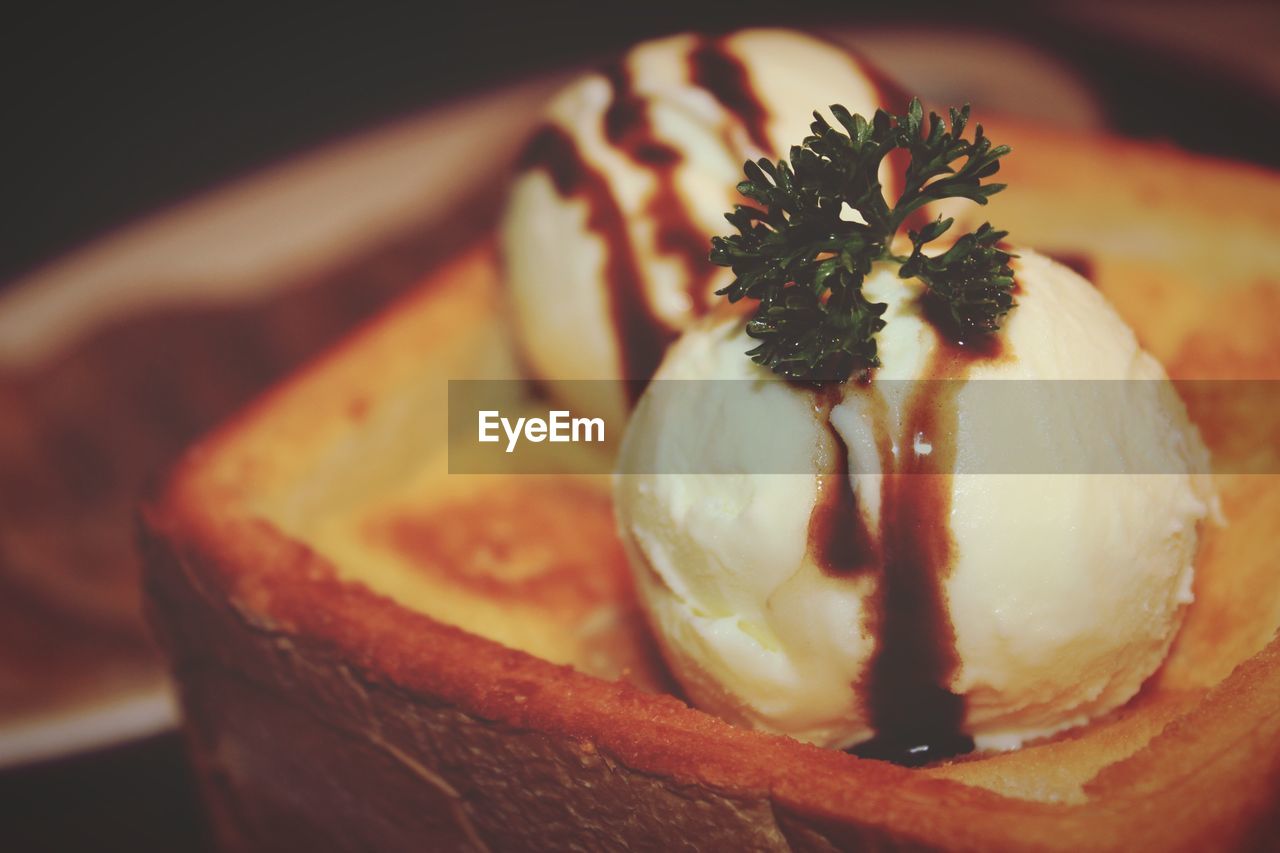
519 44 773 398
600 60 720 318
517 126 671 396
809 388 879 576
1044 251 1096 284
809 290 1015 767
689 36 773 155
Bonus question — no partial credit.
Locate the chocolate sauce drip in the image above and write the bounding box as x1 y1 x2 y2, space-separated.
808 392 877 576
1044 251 1096 284
601 61 719 316
805 372 971 764
689 37 773 155
851 354 970 767
834 279 1016 766
692 34 928 235
517 125 671 396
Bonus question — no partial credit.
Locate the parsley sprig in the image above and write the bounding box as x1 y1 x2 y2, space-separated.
710 99 1015 383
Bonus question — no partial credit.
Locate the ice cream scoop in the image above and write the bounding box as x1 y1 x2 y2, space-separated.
500 29 911 417
614 250 1216 758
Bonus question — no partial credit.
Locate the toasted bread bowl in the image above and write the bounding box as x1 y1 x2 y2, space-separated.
141 120 1280 850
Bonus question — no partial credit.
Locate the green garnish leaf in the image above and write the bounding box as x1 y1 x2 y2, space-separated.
710 98 1016 383
901 221 1016 338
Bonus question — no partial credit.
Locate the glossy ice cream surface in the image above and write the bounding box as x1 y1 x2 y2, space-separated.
614 251 1216 756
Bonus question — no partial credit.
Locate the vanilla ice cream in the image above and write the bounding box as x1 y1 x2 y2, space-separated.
501 29 911 417
614 250 1215 756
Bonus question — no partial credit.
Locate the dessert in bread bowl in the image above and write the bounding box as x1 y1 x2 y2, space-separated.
141 30 1280 852
616 248 1216 759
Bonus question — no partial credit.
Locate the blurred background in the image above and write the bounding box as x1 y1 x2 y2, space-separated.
1 1 1276 850
6 0 1279 286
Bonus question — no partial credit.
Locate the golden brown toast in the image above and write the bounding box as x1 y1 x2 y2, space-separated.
141 120 1280 850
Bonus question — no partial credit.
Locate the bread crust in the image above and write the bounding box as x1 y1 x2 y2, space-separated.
140 497 1280 851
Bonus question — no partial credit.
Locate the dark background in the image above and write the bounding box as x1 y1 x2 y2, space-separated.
3 1 1278 289
1 2 1275 851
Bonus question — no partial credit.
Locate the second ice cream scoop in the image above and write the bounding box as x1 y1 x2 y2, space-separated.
501 28 911 416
